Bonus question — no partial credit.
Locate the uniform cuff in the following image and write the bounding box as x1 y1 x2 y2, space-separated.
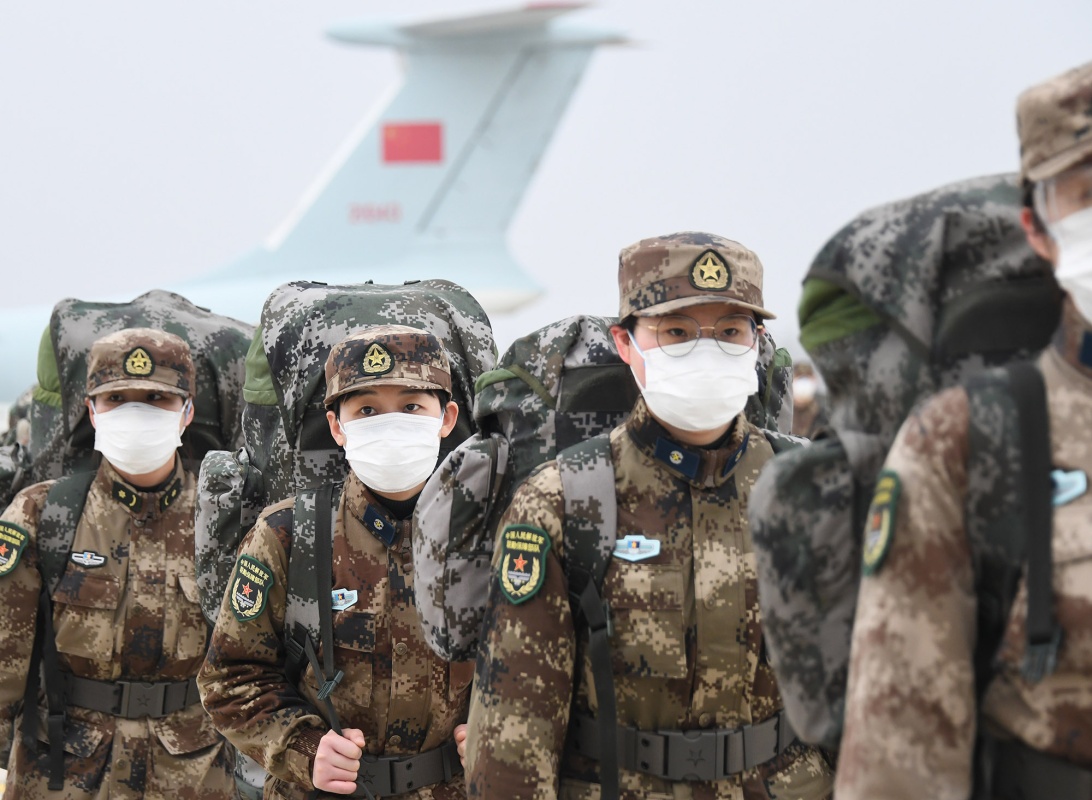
287 727 326 787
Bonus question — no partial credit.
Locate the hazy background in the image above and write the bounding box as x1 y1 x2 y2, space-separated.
2 1 1090 357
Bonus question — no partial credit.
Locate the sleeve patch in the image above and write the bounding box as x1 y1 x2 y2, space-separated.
498 524 551 605
862 470 901 576
0 521 29 578
230 554 273 622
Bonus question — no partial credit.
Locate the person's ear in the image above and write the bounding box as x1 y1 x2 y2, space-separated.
85 397 97 430
1021 207 1057 264
327 409 347 447
181 398 195 430
440 401 460 438
611 324 634 366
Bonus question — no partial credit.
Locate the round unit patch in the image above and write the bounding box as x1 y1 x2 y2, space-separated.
689 250 731 291
498 524 551 605
231 554 273 622
124 347 155 377
363 343 393 375
0 521 29 578
862 470 901 576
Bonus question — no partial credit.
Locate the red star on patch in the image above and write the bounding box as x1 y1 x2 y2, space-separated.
242 583 253 597
0 544 8 557
513 554 527 571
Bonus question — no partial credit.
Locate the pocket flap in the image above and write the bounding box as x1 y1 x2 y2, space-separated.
333 608 376 653
53 571 121 611
150 707 222 755
177 574 200 603
35 707 107 758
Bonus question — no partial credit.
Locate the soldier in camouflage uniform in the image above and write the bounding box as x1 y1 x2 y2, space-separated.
836 61 1092 799
465 232 833 799
0 329 234 799
198 325 470 799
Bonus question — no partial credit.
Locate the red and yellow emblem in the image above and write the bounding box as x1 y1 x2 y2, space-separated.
498 524 551 604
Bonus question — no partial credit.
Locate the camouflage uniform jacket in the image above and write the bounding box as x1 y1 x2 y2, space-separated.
198 472 471 800
466 398 833 800
836 307 1092 799
0 458 233 800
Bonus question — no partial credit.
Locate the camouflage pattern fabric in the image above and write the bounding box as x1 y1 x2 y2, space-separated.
414 315 792 663
1017 60 1092 181
836 307 1092 797
28 290 252 485
324 324 453 404
197 472 471 800
85 328 196 399
465 398 833 799
617 231 774 320
750 173 1058 750
0 459 234 799
240 279 495 509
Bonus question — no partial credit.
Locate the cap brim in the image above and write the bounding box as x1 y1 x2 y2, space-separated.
1025 144 1092 182
632 295 777 320
324 377 450 407
87 379 189 397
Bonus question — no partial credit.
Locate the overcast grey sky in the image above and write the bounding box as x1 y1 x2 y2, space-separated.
1 1 1090 355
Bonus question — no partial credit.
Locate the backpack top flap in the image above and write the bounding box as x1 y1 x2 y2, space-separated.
257 279 496 451
473 314 637 497
34 290 253 481
803 172 1054 359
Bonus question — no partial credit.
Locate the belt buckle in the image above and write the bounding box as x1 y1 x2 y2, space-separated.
118 681 167 718
358 756 393 797
662 729 718 782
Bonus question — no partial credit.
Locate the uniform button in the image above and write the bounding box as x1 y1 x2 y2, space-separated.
402 562 414 574
134 519 145 528
703 596 716 609
388 734 402 747
699 713 713 727
394 642 409 656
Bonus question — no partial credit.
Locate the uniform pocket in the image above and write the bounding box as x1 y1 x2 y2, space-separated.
170 574 210 660
601 562 687 679
762 746 834 800
34 707 108 758
150 706 223 755
324 608 375 701
52 571 121 661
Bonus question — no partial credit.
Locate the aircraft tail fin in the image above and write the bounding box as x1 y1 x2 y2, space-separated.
221 3 623 313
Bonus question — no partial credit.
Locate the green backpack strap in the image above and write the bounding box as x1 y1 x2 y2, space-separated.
557 434 618 800
25 471 96 790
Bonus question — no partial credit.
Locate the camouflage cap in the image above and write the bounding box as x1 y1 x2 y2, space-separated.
617 231 774 320
86 327 195 398
1017 60 1092 182
324 324 452 407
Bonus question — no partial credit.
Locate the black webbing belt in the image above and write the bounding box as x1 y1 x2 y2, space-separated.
62 674 201 719
990 738 1092 799
351 741 462 797
568 710 796 781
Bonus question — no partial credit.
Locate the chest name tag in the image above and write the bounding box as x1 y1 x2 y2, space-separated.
499 525 551 605
71 551 106 568
231 555 272 622
612 534 661 562
332 588 358 611
0 521 29 578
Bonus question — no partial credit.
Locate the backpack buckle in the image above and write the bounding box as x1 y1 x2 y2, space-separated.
314 667 342 698
316 670 345 700
1021 627 1063 684
603 599 613 638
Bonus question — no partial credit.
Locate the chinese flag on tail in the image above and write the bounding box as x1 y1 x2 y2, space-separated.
382 122 443 164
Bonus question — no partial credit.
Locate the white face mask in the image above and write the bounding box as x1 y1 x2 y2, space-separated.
1051 205 1092 324
91 400 187 476
339 412 443 494
629 335 759 432
794 376 818 404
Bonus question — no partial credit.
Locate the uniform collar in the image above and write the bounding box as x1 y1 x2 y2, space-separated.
344 472 402 548
98 457 185 517
1051 299 1092 382
624 396 751 488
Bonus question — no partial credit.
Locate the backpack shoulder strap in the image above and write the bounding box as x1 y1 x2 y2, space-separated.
966 361 1056 695
38 471 96 592
557 433 619 800
284 483 347 734
28 470 95 790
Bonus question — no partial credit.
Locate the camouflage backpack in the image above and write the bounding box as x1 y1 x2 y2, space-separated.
24 290 253 491
748 173 1062 751
195 278 496 625
412 313 795 665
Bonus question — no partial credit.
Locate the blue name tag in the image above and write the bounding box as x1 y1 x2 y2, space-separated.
331 588 359 611
1052 469 1088 507
612 534 661 562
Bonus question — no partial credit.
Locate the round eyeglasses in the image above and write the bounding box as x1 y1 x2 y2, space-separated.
641 314 758 356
